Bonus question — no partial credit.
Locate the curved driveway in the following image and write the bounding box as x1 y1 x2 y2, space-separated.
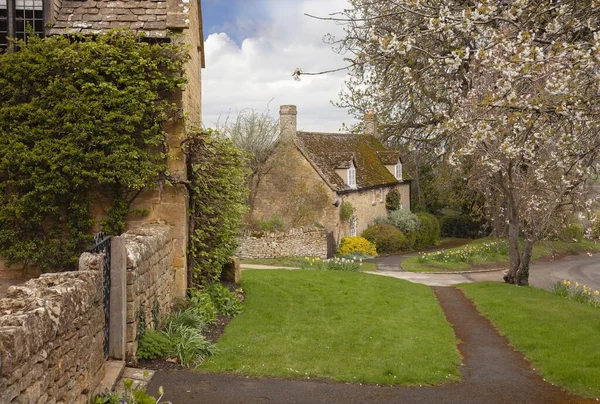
372 254 600 293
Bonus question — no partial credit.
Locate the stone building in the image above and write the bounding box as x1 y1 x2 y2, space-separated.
0 0 204 297
252 105 412 249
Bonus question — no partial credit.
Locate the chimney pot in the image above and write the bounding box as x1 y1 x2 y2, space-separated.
280 105 298 143
364 110 378 138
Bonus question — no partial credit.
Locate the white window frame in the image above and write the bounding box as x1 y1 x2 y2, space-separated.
379 188 383 203
348 164 357 188
371 189 375 205
395 161 403 181
350 216 357 237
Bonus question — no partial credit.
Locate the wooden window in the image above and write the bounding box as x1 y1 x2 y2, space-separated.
0 0 44 50
371 189 375 205
350 216 357 237
395 162 403 181
379 188 383 203
348 166 356 188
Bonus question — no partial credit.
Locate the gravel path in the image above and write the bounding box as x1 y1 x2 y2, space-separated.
146 287 593 404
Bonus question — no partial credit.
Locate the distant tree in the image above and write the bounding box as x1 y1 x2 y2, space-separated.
218 108 279 213
301 0 600 285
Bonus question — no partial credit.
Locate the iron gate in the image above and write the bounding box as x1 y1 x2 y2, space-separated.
88 232 111 358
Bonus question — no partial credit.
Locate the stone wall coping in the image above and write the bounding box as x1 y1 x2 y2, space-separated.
122 223 173 269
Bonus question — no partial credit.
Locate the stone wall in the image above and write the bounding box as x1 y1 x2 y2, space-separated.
123 224 176 361
236 227 328 259
0 254 105 404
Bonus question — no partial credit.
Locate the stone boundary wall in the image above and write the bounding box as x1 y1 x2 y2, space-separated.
236 227 328 259
0 253 105 404
123 224 176 361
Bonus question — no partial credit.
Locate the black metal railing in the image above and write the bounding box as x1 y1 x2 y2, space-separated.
88 232 111 358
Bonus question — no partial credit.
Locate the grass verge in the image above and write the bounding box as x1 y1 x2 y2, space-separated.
459 282 600 398
199 270 460 385
402 238 600 273
241 257 377 271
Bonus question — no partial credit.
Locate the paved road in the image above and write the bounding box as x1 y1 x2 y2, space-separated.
371 254 600 293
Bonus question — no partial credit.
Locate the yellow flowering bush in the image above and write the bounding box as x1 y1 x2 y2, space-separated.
337 236 377 257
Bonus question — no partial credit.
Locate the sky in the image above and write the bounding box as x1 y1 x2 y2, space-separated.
201 0 357 133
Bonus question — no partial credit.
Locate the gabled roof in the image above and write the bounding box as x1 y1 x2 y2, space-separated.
295 131 411 193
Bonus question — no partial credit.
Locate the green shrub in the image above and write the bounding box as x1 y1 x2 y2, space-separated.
387 209 420 233
361 223 409 254
414 213 440 249
137 330 173 361
557 223 585 242
385 189 401 211
91 379 166 404
191 283 243 318
440 214 482 238
339 201 355 222
165 324 216 366
165 308 208 332
592 212 600 239
189 290 219 324
258 216 286 232
337 236 377 256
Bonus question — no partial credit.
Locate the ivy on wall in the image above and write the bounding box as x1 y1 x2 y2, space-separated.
0 31 188 271
184 127 249 286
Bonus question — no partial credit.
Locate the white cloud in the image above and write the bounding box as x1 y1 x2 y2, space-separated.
202 0 357 133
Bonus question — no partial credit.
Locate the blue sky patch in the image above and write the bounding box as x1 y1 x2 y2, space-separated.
202 0 268 44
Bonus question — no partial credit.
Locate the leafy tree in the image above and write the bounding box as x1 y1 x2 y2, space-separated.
305 0 600 285
0 31 187 271
184 128 248 285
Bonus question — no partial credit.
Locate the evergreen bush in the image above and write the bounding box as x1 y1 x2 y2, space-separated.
362 223 409 254
414 213 440 249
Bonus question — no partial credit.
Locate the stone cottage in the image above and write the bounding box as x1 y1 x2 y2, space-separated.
0 0 204 297
252 105 411 248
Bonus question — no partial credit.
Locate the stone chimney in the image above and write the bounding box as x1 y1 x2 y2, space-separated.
280 105 297 143
364 110 377 139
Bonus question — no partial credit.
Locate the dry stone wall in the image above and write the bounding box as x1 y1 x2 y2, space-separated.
123 224 176 361
0 253 105 404
237 227 328 259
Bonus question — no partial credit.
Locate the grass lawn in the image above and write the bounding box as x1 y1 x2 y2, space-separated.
241 257 377 272
199 270 460 385
459 282 600 398
402 238 600 273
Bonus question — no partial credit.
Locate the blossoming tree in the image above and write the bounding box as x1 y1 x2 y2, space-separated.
303 0 600 285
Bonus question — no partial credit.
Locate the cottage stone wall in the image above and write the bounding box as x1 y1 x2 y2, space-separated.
237 228 328 259
0 254 105 404
122 224 176 361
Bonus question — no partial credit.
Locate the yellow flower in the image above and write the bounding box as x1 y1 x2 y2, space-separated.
566 281 571 286
563 280 568 285
575 282 579 288
595 291 599 296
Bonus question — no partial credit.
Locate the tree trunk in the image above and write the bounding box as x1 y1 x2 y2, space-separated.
503 208 521 284
515 239 533 286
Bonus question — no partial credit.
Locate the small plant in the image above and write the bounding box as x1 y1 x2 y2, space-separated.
301 257 362 271
552 280 600 308
137 330 174 361
339 201 355 222
165 307 208 331
165 323 216 366
203 283 244 317
386 209 420 233
258 216 286 232
91 379 170 404
385 189 401 211
337 236 377 257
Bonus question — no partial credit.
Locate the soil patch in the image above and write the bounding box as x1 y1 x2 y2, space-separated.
147 286 595 404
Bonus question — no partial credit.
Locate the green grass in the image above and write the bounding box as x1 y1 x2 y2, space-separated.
199 270 460 385
402 238 600 273
459 282 600 398
241 257 377 271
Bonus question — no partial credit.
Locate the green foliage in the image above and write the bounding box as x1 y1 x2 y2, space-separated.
137 330 174 361
204 282 244 317
165 307 208 331
258 216 286 232
592 212 600 239
337 236 377 256
557 223 585 242
418 240 509 264
440 214 483 239
339 201 355 222
385 189 401 212
164 323 216 366
189 290 219 324
301 256 362 271
0 31 187 271
386 209 420 233
362 223 409 254
552 280 600 308
91 379 168 404
414 213 440 249
185 127 249 285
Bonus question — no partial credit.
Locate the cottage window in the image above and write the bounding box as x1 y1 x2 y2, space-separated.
348 166 356 188
395 162 402 181
371 189 375 205
350 216 357 237
379 188 383 203
0 0 44 51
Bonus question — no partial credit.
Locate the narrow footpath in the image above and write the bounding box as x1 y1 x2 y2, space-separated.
146 287 594 404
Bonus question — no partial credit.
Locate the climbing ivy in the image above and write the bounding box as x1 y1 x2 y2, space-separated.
0 31 188 271
184 127 249 286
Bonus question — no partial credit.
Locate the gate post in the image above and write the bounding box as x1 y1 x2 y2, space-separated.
109 236 127 360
